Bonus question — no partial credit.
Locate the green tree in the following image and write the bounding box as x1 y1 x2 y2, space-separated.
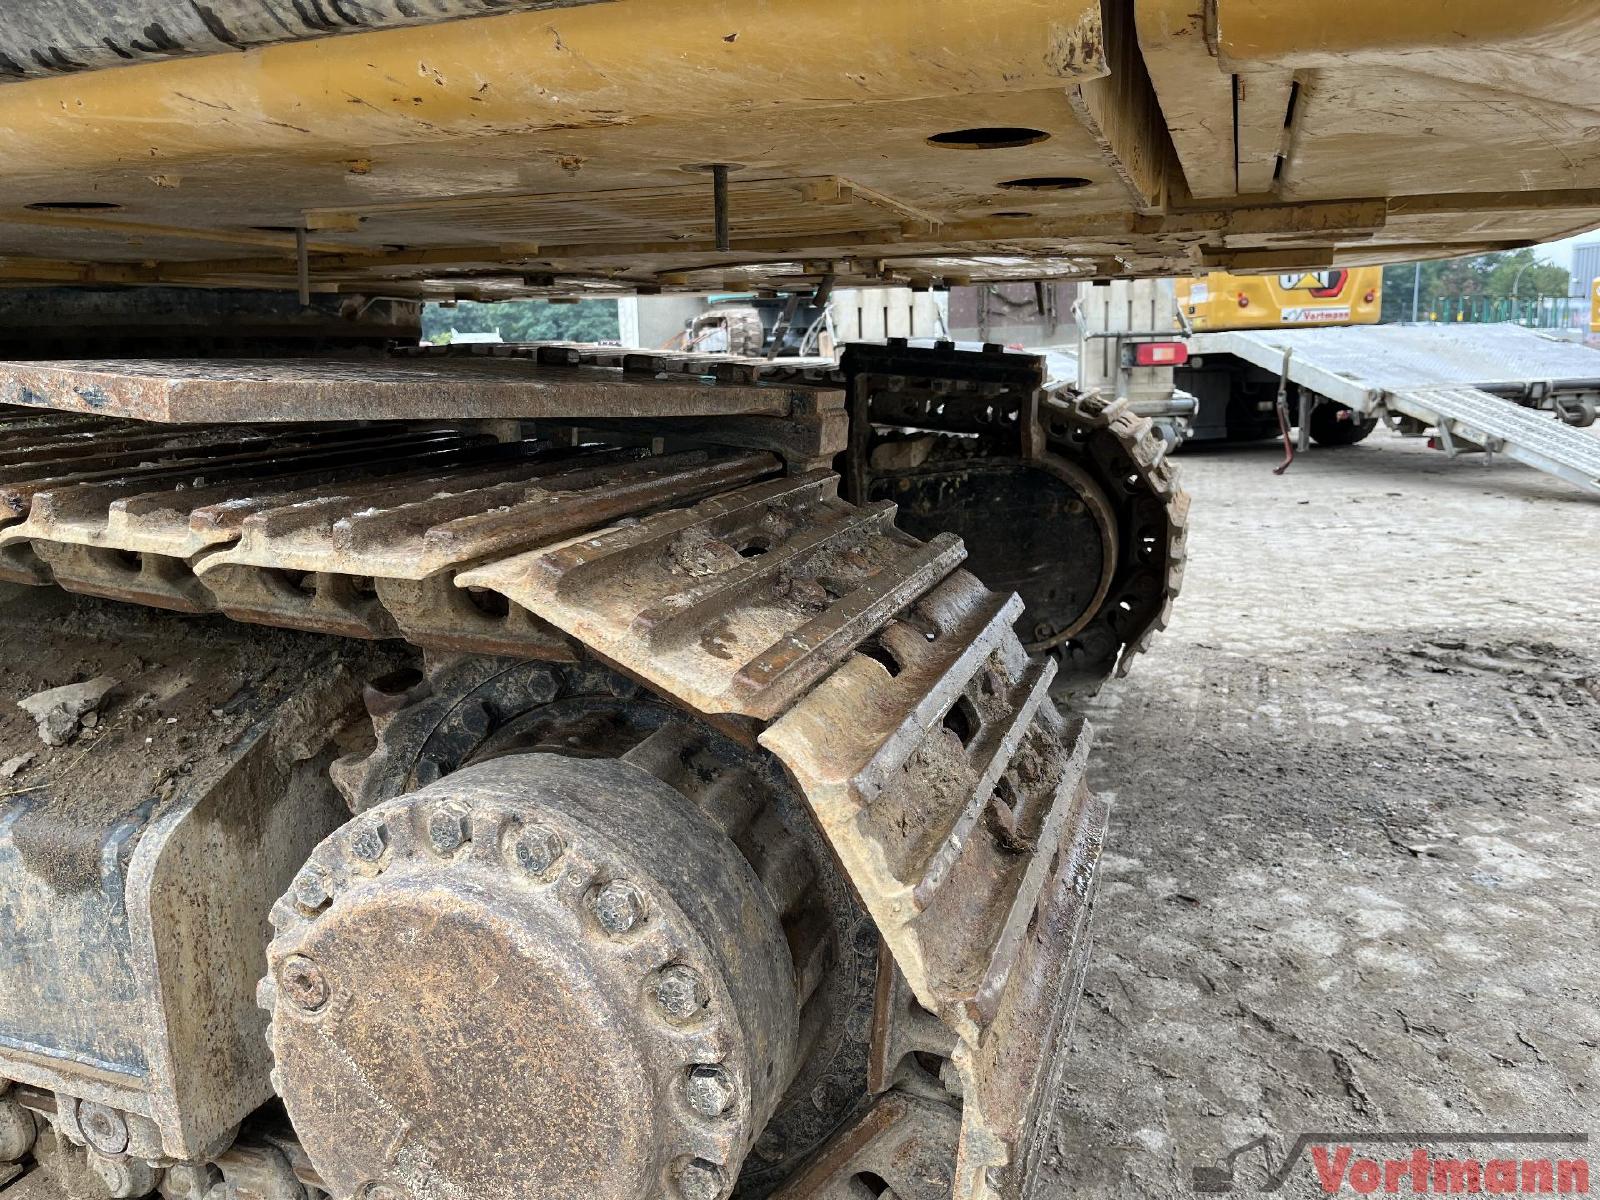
1483 248 1569 300
1381 249 1569 322
421 299 621 343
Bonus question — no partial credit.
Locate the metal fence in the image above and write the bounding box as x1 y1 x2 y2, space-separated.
1428 294 1585 330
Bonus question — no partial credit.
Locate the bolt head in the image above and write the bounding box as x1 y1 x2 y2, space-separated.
676 1158 725 1200
455 701 491 737
292 866 330 912
278 954 331 1013
427 804 470 854
685 1065 735 1118
591 880 647 936
512 826 565 876
653 965 706 1020
348 822 390 863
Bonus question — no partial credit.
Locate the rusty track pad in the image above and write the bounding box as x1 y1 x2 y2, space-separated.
762 572 1107 1198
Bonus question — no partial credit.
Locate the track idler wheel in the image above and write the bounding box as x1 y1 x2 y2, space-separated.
866 438 1117 658
264 753 801 1200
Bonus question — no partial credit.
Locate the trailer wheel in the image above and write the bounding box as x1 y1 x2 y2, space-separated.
1308 399 1378 446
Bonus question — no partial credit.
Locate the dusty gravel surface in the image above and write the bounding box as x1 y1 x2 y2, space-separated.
1043 427 1600 1197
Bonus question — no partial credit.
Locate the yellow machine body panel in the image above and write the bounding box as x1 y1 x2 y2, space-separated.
1591 278 1600 336
1178 268 1384 332
0 1 1593 298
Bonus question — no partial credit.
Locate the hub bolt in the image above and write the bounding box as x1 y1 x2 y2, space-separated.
685 1065 735 1118
292 867 330 912
653 965 706 1020
591 880 647 936
456 701 491 738
278 954 331 1013
676 1158 725 1200
512 826 565 876
427 804 470 854
348 822 389 863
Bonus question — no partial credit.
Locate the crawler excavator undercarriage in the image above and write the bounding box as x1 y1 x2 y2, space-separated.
0 338 1177 1200
0 2 1593 1200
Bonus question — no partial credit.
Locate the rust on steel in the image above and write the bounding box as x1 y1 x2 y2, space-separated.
0 352 836 424
769 1092 962 1200
0 596 410 1161
458 472 970 721
0 353 1170 1197
760 570 1107 1196
266 754 801 1200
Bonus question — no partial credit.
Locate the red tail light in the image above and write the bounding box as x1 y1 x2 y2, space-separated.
1237 293 1251 308
1364 290 1377 303
1133 341 1190 367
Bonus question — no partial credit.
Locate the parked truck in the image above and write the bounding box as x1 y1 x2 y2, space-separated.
1071 278 1196 446
0 5 1593 1200
1175 266 1600 496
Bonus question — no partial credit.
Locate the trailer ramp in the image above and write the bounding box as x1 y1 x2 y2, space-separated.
1390 385 1600 495
1188 323 1600 495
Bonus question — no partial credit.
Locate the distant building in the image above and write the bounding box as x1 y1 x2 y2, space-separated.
1572 241 1600 300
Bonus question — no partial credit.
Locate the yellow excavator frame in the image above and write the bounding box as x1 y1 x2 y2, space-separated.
0 1 1594 298
1177 267 1384 332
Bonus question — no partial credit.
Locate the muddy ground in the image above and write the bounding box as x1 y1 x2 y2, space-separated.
1041 427 1600 1197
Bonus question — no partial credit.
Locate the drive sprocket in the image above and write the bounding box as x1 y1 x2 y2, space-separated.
323 655 883 1198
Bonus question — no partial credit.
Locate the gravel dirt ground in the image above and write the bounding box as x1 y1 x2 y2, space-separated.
1042 426 1600 1197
